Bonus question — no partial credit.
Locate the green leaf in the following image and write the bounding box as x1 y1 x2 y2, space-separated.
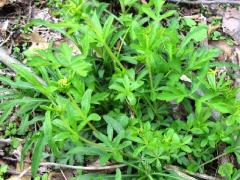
200 139 208 147
10 138 20 149
232 170 240 180
81 89 93 114
91 11 103 36
113 152 123 162
183 17 196 27
88 113 101 121
0 76 35 90
0 106 13 123
218 163 234 178
18 116 44 135
107 125 113 141
31 134 46 177
208 102 232 114
0 165 8 174
115 168 122 180
20 136 33 170
12 64 51 97
99 153 111 165
191 24 207 42
103 15 114 39
103 115 124 133
182 136 192 144
127 93 136 105
179 25 207 52
91 92 109 104
70 57 92 77
191 128 204 135
59 43 72 63
44 111 52 142
67 146 100 156
53 132 71 141
181 145 192 153
159 10 176 22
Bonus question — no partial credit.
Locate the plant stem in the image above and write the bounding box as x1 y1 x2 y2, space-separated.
117 28 129 58
103 43 125 71
40 162 126 171
200 146 240 167
68 93 98 132
126 98 137 116
200 152 228 167
146 62 153 90
144 97 161 121
84 15 125 71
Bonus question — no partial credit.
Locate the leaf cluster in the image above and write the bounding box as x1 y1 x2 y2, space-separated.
1 0 240 179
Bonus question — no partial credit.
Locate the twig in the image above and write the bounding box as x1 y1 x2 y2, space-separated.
164 165 197 180
40 162 126 171
60 168 68 180
166 165 222 180
184 15 201 20
141 0 147 4
168 0 240 4
2 157 19 162
0 138 11 144
0 32 13 47
200 152 228 167
0 138 23 144
6 169 31 176
27 0 33 23
199 14 209 47
5 162 125 176
191 172 222 180
0 48 47 86
18 166 31 179
0 68 16 77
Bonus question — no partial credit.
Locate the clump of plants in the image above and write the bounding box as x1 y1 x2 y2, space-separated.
0 0 240 179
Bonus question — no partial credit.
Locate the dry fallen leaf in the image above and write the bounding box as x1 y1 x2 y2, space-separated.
33 8 52 21
54 38 81 55
28 32 49 51
7 176 31 180
209 40 233 60
180 75 192 83
0 0 8 7
7 161 31 180
0 0 29 7
208 24 220 35
222 8 240 45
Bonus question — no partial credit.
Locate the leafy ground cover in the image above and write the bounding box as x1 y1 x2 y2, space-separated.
0 0 240 179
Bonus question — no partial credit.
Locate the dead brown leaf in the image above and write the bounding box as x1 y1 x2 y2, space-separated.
7 175 31 180
7 161 31 180
32 7 51 21
0 0 8 7
28 32 48 51
208 24 220 35
0 0 27 7
54 38 81 55
222 8 240 45
209 40 233 60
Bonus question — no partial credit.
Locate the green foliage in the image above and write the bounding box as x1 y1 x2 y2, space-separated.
1 0 240 179
218 163 240 180
218 163 234 179
0 165 8 180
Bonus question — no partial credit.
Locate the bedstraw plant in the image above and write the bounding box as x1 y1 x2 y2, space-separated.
0 0 240 179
